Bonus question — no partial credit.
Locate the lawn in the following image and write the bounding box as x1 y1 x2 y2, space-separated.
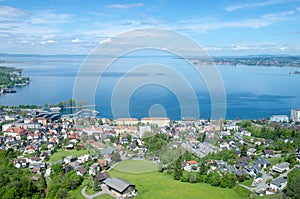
110 160 250 199
68 176 92 199
112 160 158 173
47 148 89 162
267 157 285 166
241 178 254 187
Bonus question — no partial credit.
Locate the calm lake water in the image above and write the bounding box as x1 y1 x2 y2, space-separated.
0 54 299 120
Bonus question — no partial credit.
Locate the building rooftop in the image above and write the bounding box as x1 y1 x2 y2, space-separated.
103 178 134 193
271 177 287 187
273 162 290 169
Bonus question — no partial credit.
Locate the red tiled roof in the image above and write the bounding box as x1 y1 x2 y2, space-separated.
188 160 197 165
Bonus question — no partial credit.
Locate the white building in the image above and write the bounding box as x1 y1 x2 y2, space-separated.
115 118 139 126
272 162 290 173
139 126 152 137
270 115 289 123
141 117 170 127
291 109 300 122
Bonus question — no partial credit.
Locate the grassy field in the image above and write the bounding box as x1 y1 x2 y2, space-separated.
48 148 89 162
241 178 254 187
68 176 92 199
112 160 158 173
267 157 285 166
110 160 250 199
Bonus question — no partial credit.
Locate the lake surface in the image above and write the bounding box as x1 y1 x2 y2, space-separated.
0 54 299 120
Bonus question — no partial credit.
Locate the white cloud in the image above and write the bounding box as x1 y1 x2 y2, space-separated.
71 38 84 43
225 0 293 12
41 40 57 45
176 10 296 32
203 46 222 51
297 7 300 12
20 40 29 44
0 5 27 18
29 11 72 24
99 38 112 44
107 3 145 9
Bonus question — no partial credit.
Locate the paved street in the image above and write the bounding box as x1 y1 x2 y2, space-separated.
81 185 118 199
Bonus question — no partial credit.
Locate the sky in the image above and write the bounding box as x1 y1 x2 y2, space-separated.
0 0 300 55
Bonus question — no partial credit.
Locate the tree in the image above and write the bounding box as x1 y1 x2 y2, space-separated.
200 162 207 175
41 144 48 151
112 152 121 162
62 170 83 190
241 145 247 157
174 157 183 180
39 172 47 190
51 164 63 177
68 98 76 107
188 173 197 183
206 171 221 186
287 169 300 199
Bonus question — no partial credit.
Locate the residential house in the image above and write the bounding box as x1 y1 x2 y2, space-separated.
214 160 226 169
247 148 257 156
184 160 198 172
89 163 101 176
254 158 270 169
103 178 136 198
220 164 235 173
245 164 260 177
101 147 115 163
235 161 249 170
64 156 77 164
94 171 110 183
269 177 288 192
272 162 290 173
219 142 230 150
270 115 289 123
75 166 86 176
98 159 108 168
291 109 300 122
263 149 274 158
65 143 74 149
77 154 90 164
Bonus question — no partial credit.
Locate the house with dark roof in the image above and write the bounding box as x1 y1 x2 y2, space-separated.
263 149 274 158
269 177 287 192
220 164 235 173
254 158 270 169
94 172 110 183
101 148 115 156
235 161 248 169
104 178 136 198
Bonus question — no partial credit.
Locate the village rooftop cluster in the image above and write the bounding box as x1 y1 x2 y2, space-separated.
0 107 300 198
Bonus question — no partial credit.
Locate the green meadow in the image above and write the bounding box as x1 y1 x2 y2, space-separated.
110 160 250 199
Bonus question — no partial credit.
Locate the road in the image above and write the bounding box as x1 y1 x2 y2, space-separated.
81 184 118 199
239 168 294 193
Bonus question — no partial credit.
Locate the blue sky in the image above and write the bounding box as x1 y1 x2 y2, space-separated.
0 0 300 55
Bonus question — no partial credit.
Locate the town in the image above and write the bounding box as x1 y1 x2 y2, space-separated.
0 105 300 199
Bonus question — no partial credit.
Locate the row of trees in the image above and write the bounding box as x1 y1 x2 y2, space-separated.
47 163 83 198
237 120 300 142
171 155 237 189
0 149 46 198
0 149 85 199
